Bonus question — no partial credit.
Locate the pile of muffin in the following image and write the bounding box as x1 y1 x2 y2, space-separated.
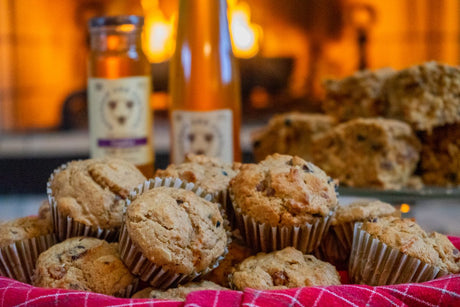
252 61 460 190
0 153 459 301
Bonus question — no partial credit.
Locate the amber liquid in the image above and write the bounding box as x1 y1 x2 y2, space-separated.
88 31 154 178
169 0 242 162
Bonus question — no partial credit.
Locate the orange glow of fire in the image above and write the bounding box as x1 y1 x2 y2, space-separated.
228 0 262 58
141 0 261 62
400 203 411 214
141 0 175 63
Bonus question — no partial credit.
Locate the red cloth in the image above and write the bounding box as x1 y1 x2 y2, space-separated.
1 238 459 307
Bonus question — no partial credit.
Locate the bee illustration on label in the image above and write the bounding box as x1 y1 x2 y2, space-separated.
99 85 143 133
178 117 223 157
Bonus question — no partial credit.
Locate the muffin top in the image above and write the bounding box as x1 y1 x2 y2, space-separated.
0 215 53 248
362 217 460 273
38 200 51 220
32 237 136 297
125 186 227 275
205 239 254 287
155 153 240 197
132 281 226 300
230 154 338 226
230 247 341 290
332 200 400 225
49 158 146 229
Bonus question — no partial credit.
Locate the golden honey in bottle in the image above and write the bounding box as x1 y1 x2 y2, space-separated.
88 15 154 177
169 0 242 163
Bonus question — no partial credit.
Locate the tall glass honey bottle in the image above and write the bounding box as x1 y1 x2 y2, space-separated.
169 0 242 163
88 15 154 177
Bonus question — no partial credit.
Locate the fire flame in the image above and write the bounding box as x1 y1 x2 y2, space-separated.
228 0 262 59
141 0 175 63
141 0 261 62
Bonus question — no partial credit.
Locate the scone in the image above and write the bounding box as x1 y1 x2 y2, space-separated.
230 154 338 253
311 118 421 190
418 123 460 186
251 112 336 162
132 281 226 300
316 200 399 269
119 178 228 289
47 158 146 241
0 215 56 283
230 247 341 290
32 237 137 297
322 67 395 122
385 62 460 132
349 216 460 285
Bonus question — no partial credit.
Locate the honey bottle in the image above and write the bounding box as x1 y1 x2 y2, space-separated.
169 0 242 163
88 15 154 177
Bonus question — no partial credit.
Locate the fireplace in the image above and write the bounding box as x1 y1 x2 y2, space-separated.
1 0 459 131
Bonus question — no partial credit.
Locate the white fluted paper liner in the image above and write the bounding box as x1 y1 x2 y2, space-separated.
232 201 333 253
314 230 349 270
349 222 449 286
114 278 140 298
0 234 57 283
332 222 355 253
119 177 230 290
47 162 121 242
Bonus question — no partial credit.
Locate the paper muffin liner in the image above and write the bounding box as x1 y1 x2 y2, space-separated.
47 162 120 242
231 197 333 253
0 233 57 284
119 177 230 290
330 221 355 257
349 222 450 286
314 229 349 270
114 278 140 298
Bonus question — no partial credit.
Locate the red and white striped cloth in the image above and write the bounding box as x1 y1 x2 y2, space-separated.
1 237 459 307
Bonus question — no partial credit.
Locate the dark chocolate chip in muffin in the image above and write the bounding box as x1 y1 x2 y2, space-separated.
256 181 266 192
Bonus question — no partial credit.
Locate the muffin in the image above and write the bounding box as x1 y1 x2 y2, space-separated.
322 67 395 122
230 247 341 290
316 200 400 269
251 112 336 162
385 61 460 132
32 237 137 297
155 153 240 221
311 118 421 190
0 215 56 283
47 158 146 241
230 154 338 253
205 239 254 287
332 200 400 250
132 281 226 300
349 216 460 285
119 178 228 289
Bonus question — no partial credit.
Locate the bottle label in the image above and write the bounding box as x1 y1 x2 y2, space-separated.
88 76 153 165
171 109 233 163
